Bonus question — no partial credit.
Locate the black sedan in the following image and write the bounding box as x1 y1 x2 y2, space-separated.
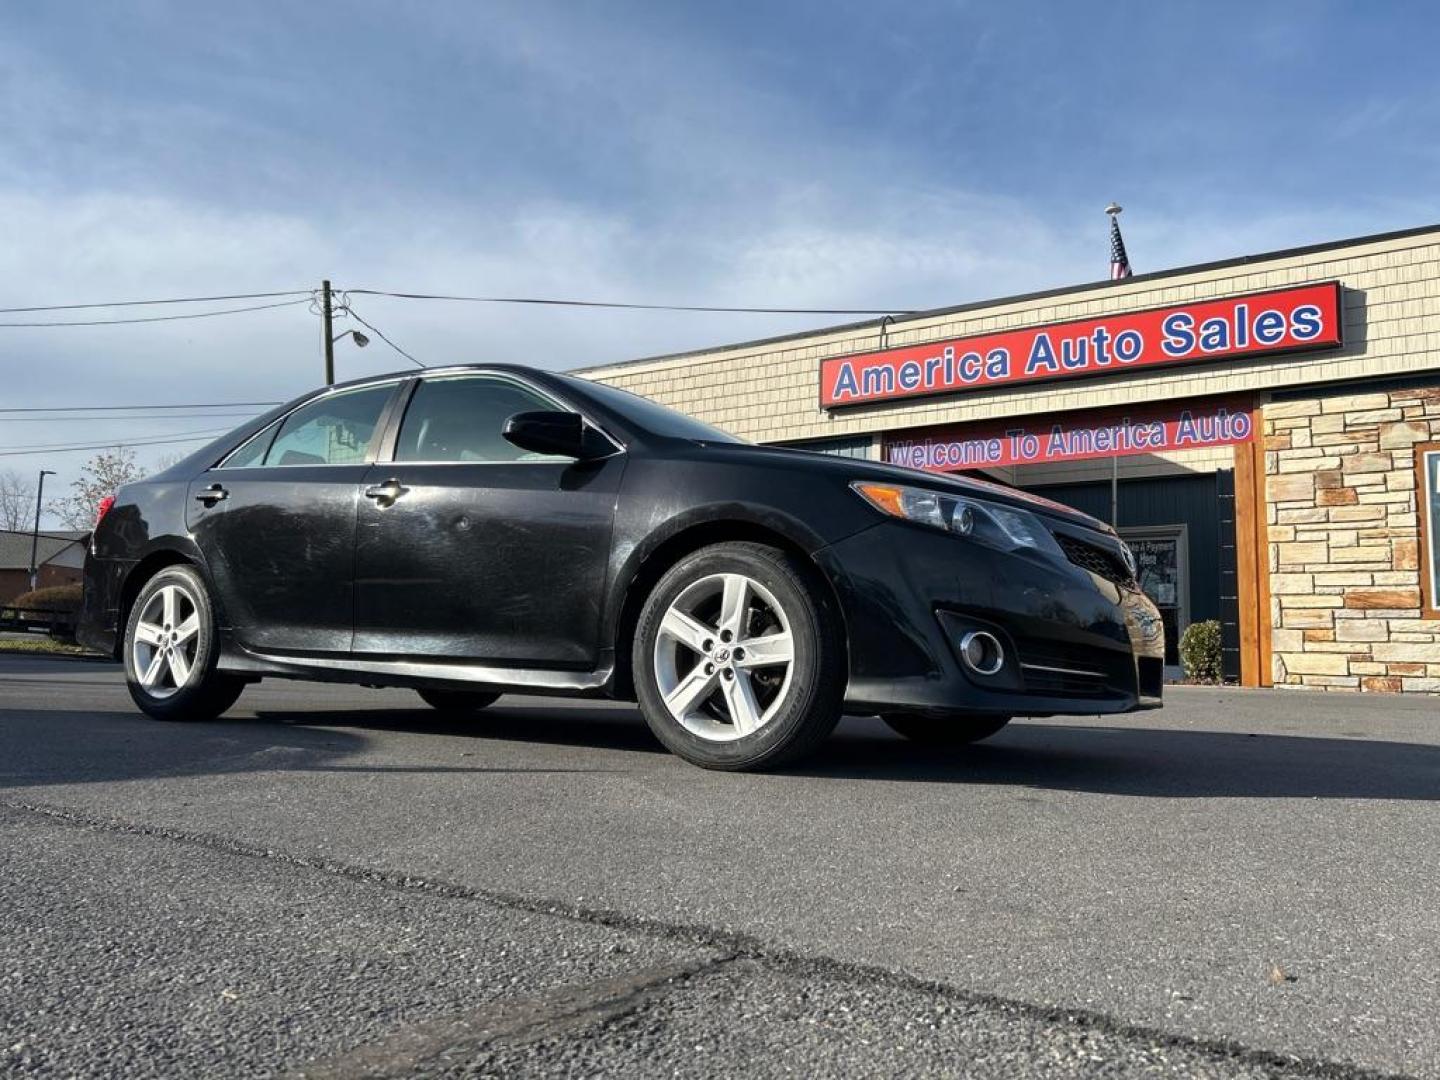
79 364 1164 770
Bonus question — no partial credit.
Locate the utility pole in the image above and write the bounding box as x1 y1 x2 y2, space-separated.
322 279 335 385
28 469 55 593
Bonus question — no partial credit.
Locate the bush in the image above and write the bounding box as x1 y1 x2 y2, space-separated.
1179 619 1223 683
9 583 82 613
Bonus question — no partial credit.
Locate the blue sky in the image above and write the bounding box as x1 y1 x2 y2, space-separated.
3 1 1439 521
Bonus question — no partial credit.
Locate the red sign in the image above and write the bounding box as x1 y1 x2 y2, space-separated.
820 282 1341 408
885 398 1255 473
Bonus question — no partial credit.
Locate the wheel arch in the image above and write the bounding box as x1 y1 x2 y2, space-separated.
607 518 849 700
115 546 211 658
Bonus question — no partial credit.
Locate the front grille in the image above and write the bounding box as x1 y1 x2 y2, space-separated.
1055 533 1132 587
1020 663 1112 698
1016 638 1133 700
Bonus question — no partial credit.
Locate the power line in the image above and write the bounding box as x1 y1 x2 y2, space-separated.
0 400 283 413
0 426 237 454
0 298 311 328
0 430 235 458
0 411 263 423
344 304 425 369
345 288 916 316
0 289 312 315
2 284 913 318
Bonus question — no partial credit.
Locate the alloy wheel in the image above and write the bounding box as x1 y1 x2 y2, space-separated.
130 583 202 699
652 572 795 742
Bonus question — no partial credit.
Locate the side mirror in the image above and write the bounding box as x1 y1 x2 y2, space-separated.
501 411 610 460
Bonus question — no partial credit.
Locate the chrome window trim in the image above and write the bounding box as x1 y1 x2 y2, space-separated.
214 422 280 470
211 378 405 471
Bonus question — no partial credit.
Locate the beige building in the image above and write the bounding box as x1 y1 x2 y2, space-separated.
584 224 1440 693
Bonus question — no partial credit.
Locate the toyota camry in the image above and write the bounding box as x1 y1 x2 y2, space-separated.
79 365 1164 770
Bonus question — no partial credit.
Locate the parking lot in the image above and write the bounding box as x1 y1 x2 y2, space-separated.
2 653 1437 1078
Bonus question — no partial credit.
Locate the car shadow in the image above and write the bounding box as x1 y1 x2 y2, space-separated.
256 704 668 755
268 704 1440 802
0 706 628 791
6 697 1438 801
797 720 1440 800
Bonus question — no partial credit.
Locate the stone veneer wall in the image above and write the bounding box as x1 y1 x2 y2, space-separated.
1265 386 1440 692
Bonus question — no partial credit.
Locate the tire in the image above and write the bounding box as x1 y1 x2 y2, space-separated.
123 564 245 722
633 541 845 771
416 688 501 713
881 713 1011 746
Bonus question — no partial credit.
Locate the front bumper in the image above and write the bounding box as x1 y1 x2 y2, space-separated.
815 520 1165 717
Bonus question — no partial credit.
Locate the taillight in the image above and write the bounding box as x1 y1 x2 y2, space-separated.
95 495 116 529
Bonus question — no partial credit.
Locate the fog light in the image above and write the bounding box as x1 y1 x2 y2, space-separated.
958 631 1004 676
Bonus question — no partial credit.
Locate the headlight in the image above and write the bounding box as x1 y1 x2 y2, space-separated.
850 481 1064 556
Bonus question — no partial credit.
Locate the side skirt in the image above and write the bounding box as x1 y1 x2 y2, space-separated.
219 645 614 698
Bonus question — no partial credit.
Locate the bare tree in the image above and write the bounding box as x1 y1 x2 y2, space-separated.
47 448 147 530
0 469 38 531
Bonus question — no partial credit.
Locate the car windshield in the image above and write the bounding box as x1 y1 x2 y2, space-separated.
562 375 746 444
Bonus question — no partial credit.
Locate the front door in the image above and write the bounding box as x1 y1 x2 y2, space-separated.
188 380 401 654
351 373 624 668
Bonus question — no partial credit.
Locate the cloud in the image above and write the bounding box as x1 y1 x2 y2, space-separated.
4 2 1437 523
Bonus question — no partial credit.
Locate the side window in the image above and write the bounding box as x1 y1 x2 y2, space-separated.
394 376 568 463
263 383 396 467
217 425 275 469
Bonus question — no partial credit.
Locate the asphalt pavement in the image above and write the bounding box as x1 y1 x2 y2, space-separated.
2 654 1437 1078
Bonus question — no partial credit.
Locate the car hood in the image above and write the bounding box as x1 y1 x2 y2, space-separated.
695 440 1115 535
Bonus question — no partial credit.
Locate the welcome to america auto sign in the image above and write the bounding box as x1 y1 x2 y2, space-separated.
820 282 1343 408
885 398 1255 473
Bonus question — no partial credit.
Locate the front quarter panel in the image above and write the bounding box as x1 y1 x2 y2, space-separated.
600 451 878 645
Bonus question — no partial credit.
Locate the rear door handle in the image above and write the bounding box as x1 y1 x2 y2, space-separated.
364 479 407 507
194 484 228 506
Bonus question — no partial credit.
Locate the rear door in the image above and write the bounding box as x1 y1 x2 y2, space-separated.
351 372 625 668
188 380 402 654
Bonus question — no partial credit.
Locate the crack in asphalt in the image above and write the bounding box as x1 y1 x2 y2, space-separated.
1 796 1415 1080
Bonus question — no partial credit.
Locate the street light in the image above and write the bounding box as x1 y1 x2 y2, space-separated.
28 469 55 593
333 329 370 349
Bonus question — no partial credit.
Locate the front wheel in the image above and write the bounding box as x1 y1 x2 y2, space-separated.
123 564 244 721
634 541 845 771
881 713 1011 745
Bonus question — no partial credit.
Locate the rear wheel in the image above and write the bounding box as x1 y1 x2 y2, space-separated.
881 713 1011 745
634 541 844 771
123 565 244 721
416 688 501 713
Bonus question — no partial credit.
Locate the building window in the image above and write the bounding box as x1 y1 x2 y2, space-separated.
1419 442 1440 619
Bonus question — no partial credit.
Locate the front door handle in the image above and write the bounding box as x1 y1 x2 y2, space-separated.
194 483 228 506
363 479 407 507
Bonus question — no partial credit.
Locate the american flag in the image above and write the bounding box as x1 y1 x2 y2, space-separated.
1110 213 1133 280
